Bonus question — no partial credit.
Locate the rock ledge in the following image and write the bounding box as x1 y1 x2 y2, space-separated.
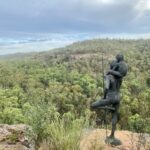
80 129 150 150
0 124 36 150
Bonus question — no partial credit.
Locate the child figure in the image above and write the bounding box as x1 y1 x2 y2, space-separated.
103 60 118 99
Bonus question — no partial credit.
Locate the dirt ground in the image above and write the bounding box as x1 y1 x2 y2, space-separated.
80 129 150 150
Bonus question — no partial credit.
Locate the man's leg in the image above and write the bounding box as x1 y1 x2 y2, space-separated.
110 104 119 138
106 103 122 146
90 98 111 110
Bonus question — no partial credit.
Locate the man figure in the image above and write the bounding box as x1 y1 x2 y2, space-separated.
108 54 128 91
91 54 128 143
104 54 127 98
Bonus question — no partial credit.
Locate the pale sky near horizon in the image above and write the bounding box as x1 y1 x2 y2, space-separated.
1 0 150 55
0 0 150 34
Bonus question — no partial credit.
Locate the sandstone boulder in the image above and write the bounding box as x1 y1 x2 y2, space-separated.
0 124 36 150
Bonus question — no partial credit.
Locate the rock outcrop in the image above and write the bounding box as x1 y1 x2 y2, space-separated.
80 129 150 150
0 124 36 150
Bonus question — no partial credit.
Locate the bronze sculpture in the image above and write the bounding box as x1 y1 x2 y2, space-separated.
91 54 128 145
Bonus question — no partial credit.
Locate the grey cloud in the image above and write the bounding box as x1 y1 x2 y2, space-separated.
0 0 150 33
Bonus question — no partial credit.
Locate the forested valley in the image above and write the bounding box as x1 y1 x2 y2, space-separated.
0 39 150 149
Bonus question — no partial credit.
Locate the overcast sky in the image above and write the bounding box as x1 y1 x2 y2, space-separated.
0 0 150 34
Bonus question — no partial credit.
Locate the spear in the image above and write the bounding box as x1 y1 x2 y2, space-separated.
102 52 105 94
101 52 108 137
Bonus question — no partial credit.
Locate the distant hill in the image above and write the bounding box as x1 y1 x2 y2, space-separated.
1 38 150 61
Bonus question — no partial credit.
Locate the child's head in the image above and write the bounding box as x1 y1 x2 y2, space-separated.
110 60 117 69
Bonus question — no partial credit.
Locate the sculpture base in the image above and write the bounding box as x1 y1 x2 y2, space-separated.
105 136 122 146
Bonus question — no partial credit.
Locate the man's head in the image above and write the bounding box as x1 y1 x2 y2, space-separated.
116 54 124 62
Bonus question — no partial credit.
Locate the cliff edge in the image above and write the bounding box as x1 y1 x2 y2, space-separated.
80 129 150 150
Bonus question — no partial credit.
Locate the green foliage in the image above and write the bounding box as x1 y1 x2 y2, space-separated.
42 113 86 150
0 39 149 149
128 114 144 132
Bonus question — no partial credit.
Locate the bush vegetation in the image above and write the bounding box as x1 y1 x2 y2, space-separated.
0 39 149 149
